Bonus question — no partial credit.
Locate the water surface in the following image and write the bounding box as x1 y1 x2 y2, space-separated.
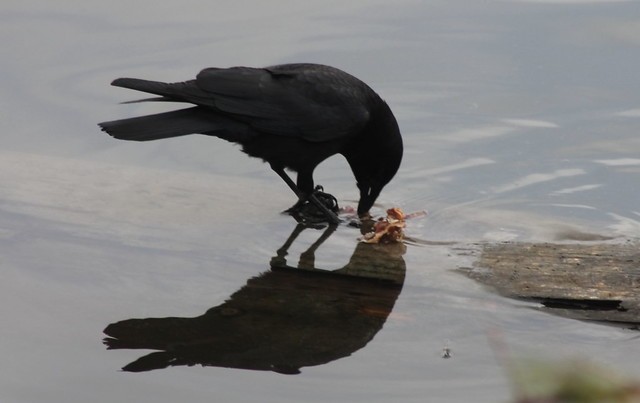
1 1 639 402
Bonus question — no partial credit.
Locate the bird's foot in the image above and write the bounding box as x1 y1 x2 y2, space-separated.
285 186 340 226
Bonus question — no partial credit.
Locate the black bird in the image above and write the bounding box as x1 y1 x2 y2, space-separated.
99 63 403 224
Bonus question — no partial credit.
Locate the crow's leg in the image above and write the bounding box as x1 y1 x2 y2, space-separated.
270 165 340 225
270 164 303 198
299 191 341 225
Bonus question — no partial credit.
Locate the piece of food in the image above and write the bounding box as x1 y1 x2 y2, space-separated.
362 208 407 244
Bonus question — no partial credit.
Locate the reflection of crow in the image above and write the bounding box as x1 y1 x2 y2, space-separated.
104 242 406 374
99 64 403 223
104 269 404 374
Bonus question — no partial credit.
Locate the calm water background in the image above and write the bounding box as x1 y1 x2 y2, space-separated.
1 0 640 402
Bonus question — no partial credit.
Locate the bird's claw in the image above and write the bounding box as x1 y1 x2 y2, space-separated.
311 185 339 212
285 185 340 225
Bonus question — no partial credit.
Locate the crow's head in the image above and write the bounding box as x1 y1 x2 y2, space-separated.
348 102 403 217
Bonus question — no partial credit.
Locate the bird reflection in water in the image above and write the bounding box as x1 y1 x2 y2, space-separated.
103 224 406 374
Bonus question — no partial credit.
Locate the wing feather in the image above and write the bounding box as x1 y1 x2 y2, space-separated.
194 64 371 141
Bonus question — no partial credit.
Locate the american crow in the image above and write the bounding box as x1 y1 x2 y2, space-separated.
99 63 403 224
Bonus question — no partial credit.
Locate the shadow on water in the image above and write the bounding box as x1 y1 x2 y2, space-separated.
103 224 406 374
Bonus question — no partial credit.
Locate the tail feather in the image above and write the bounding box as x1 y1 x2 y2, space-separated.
99 107 221 141
111 78 176 97
101 79 255 143
111 78 209 105
120 96 173 104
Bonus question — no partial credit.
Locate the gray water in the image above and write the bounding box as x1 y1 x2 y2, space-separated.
1 1 640 402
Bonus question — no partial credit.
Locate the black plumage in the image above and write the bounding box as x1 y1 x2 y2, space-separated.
99 63 403 223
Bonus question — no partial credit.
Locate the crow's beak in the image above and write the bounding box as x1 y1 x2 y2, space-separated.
357 184 381 217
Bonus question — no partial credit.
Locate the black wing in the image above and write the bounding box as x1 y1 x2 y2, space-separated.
194 64 372 141
111 64 373 142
